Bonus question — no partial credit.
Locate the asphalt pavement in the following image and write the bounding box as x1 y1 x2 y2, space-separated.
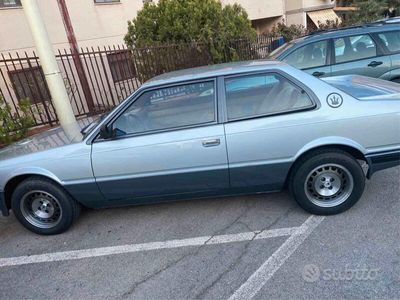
0 166 399 299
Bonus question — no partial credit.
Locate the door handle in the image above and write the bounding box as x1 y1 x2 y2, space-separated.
202 138 220 147
368 61 383 67
312 71 325 77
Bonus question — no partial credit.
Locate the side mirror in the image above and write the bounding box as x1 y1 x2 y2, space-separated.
99 124 113 140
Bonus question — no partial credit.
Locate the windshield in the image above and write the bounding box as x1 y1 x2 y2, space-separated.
267 42 295 59
323 76 400 100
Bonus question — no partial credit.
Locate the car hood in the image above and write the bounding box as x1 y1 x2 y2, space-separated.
0 117 94 162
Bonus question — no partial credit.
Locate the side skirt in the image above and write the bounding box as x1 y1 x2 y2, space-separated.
366 149 400 178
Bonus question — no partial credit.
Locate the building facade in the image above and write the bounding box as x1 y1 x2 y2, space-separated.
0 0 339 54
222 0 338 33
0 0 340 129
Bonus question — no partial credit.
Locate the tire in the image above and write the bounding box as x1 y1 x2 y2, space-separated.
290 149 365 215
392 78 400 84
11 177 81 235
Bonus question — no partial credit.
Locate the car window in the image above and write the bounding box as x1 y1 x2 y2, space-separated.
112 81 215 136
378 31 400 53
283 40 328 69
225 73 313 120
334 34 377 64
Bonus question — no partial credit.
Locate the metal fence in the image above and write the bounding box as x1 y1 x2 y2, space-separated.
0 35 280 128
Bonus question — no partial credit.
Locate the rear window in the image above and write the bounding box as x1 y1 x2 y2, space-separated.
378 31 400 53
323 76 400 100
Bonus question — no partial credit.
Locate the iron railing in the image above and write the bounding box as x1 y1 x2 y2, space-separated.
0 35 281 128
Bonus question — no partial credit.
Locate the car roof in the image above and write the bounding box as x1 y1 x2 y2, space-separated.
142 60 286 87
290 20 400 44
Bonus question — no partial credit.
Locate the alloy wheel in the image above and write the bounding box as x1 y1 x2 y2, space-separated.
20 190 63 229
304 164 354 208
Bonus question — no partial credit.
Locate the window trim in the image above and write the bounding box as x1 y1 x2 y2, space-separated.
8 66 51 105
221 69 319 124
0 0 22 9
93 77 219 143
281 39 331 71
93 0 120 4
106 50 137 83
331 33 380 65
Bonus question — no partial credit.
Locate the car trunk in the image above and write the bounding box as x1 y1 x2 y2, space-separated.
323 75 400 101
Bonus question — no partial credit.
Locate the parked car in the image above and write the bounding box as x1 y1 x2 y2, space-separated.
1 60 400 235
268 18 400 82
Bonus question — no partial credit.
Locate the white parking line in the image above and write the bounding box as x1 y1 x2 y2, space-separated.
228 215 325 300
0 226 299 268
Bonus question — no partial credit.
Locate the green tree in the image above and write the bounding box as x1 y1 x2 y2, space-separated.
345 0 400 25
124 0 257 63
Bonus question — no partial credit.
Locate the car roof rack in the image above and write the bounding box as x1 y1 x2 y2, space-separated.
303 17 400 38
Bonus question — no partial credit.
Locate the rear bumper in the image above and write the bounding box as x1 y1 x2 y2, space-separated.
0 191 9 217
366 149 400 178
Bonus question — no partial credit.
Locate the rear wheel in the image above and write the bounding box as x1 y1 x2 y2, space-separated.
11 177 81 235
290 150 365 215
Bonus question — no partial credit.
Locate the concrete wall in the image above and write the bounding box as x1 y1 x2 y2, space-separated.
286 12 307 27
285 0 336 27
65 0 144 49
0 0 337 55
0 1 67 53
221 0 284 20
0 0 143 54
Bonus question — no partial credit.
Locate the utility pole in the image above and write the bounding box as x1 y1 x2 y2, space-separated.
21 0 81 140
57 0 95 113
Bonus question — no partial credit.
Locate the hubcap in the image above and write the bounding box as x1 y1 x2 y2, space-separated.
20 191 62 229
304 164 354 208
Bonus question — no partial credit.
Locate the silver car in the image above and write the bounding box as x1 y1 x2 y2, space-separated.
1 61 399 235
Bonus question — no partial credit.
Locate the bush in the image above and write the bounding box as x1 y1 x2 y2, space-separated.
124 0 257 64
317 19 343 30
132 42 213 82
0 96 34 145
270 22 307 42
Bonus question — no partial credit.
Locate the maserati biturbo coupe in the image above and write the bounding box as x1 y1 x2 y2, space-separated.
0 60 399 235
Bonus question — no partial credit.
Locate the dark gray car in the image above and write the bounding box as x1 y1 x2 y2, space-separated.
269 18 400 82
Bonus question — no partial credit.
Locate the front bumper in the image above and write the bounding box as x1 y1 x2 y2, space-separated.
0 191 9 217
366 149 400 178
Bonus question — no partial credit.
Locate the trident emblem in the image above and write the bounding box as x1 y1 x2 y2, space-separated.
327 93 343 108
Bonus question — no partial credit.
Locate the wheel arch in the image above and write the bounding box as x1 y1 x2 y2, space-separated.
285 141 368 188
3 172 64 213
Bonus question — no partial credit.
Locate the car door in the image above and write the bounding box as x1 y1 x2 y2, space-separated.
330 34 391 78
282 39 332 78
222 72 316 191
374 30 400 81
91 79 229 202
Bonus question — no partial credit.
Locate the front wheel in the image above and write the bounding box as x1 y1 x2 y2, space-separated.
290 150 365 215
11 177 81 235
